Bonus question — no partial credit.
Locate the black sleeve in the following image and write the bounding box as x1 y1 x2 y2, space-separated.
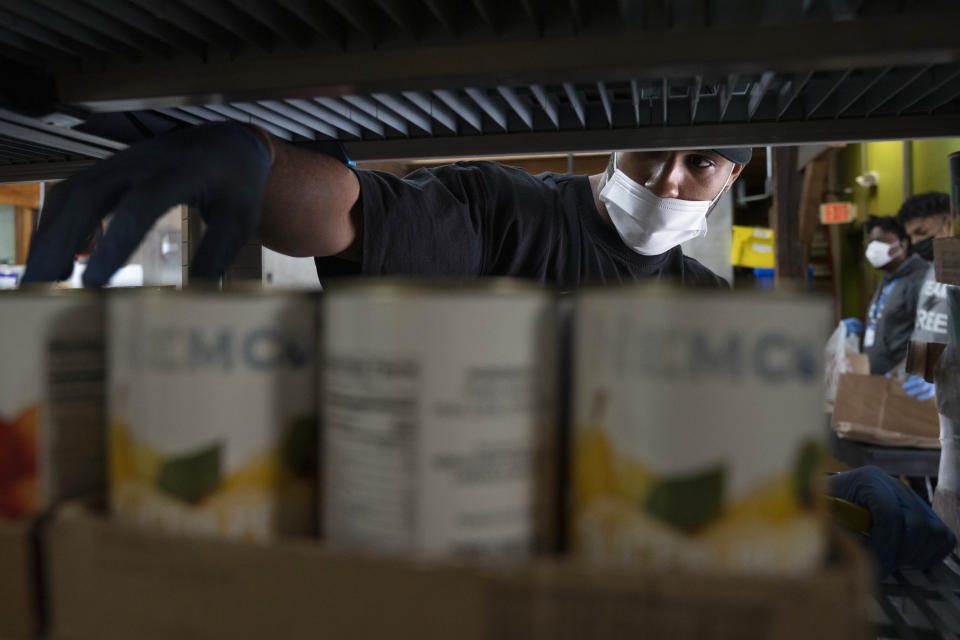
348 162 572 282
352 165 488 277
681 255 730 288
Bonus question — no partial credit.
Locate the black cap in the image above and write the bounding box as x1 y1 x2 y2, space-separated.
712 148 752 164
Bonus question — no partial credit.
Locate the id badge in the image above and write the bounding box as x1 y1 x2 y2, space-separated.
864 323 876 348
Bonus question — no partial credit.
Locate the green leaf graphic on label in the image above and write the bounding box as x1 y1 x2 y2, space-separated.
156 443 222 504
644 464 725 533
793 439 822 508
283 415 317 477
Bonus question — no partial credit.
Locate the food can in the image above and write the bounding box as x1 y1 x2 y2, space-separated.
0 289 104 517
108 288 317 540
322 279 555 556
571 286 830 573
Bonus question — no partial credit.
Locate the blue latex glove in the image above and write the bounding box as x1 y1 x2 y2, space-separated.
902 375 936 401
830 466 956 577
841 317 864 337
23 123 271 286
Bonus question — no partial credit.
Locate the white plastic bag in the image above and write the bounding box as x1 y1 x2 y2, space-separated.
825 322 860 403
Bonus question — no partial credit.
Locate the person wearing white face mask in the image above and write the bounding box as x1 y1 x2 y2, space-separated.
850 216 930 375
305 145 748 287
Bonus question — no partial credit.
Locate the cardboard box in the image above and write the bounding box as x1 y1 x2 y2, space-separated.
0 518 40 640
832 374 940 449
933 237 960 286
826 349 870 409
906 340 946 383
46 506 869 640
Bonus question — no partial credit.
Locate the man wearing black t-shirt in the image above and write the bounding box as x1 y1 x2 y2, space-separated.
23 123 745 289
313 148 747 288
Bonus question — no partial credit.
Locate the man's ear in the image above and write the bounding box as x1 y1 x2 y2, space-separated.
726 163 746 191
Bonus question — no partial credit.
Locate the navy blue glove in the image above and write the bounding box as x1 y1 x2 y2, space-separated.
841 318 864 337
902 375 937 401
23 122 271 286
830 466 956 577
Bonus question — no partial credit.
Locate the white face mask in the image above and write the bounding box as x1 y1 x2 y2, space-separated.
865 240 900 268
598 153 734 256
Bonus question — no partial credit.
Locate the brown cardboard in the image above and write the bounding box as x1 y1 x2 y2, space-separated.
826 352 870 412
832 374 941 448
934 237 960 285
906 340 947 383
46 506 869 640
0 518 40 640
848 352 870 375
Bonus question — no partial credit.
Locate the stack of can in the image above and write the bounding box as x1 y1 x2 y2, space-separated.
2 278 830 573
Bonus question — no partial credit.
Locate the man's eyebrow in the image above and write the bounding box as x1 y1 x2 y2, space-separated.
692 150 724 160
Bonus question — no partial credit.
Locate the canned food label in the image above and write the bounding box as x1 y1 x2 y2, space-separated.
0 295 104 517
109 294 316 540
572 291 830 572
324 293 553 556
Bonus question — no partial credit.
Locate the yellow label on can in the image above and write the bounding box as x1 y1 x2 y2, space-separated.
571 289 830 573
108 292 317 541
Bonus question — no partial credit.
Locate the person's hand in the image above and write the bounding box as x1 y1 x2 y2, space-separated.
23 123 271 286
841 318 864 337
830 466 956 577
902 375 936 401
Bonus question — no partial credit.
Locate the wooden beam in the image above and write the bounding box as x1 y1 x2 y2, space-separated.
798 155 828 246
772 146 805 287
14 206 34 265
0 183 40 208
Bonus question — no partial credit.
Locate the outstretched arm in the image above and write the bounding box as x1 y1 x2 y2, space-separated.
255 129 361 261
23 122 363 285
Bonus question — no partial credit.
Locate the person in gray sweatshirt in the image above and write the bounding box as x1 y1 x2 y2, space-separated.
859 215 930 374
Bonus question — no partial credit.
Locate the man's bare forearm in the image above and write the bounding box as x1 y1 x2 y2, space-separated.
253 131 362 260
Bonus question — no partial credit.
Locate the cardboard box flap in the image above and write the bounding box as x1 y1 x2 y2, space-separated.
46 506 869 640
46 506 487 640
0 518 40 640
832 374 940 449
485 547 867 639
848 352 870 376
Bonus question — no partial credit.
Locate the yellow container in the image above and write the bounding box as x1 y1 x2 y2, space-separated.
732 226 775 268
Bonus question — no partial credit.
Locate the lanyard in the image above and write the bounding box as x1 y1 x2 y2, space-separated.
868 278 898 324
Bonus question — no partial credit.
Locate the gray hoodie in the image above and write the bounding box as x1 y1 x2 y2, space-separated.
864 253 930 374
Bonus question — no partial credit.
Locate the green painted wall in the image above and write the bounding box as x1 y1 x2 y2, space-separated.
836 144 864 219
867 141 904 216
835 142 903 220
912 137 960 195
836 138 960 217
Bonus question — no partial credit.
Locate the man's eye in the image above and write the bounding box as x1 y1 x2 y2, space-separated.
687 155 716 169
